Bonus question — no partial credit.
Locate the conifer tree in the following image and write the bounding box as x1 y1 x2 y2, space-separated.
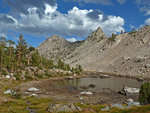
0 37 6 71
16 35 28 72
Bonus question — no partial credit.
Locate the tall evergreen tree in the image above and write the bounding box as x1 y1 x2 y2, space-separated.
16 35 28 72
7 40 15 72
0 37 6 72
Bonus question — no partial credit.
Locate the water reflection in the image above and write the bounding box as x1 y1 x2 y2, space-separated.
51 77 143 93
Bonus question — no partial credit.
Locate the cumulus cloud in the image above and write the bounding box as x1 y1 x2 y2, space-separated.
4 0 57 15
67 37 77 42
136 0 150 15
0 33 8 38
0 2 124 37
145 18 150 25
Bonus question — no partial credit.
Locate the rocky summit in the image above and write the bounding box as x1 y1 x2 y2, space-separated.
37 25 150 76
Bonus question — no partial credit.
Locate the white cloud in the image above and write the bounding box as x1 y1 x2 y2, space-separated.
0 33 8 38
145 10 150 15
44 4 57 14
136 0 150 15
129 24 135 29
67 37 77 42
145 18 150 25
0 5 124 37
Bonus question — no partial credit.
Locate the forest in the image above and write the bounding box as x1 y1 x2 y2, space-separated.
0 35 82 78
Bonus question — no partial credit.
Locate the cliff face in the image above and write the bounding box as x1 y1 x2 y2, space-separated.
37 26 150 76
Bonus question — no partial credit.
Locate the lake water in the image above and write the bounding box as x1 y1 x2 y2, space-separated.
51 76 144 93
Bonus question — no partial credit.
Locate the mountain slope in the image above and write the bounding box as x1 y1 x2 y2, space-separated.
37 26 150 76
37 35 82 60
70 26 150 76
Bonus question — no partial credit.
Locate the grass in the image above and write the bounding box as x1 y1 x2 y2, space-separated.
0 96 150 113
0 97 53 113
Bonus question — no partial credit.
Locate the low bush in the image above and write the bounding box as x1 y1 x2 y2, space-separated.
139 82 150 105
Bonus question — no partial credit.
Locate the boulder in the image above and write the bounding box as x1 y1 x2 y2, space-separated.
88 84 96 88
127 102 140 107
111 103 124 109
137 78 144 82
100 75 109 78
145 64 150 68
3 89 16 96
29 94 37 97
5 75 10 79
28 87 40 92
123 86 139 93
80 91 93 95
127 98 133 103
120 86 139 96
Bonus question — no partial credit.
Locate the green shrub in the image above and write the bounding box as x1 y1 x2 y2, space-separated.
139 82 150 105
24 74 33 80
13 73 20 80
1 69 8 75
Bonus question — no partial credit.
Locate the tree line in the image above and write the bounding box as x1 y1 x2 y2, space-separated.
0 35 82 75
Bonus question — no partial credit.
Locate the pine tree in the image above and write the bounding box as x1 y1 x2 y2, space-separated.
0 37 6 72
7 40 15 72
16 35 28 72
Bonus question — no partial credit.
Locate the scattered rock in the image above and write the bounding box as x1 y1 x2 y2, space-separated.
79 97 84 100
56 105 72 112
137 78 144 82
4 90 11 94
88 84 96 88
3 89 16 96
27 106 37 113
28 87 40 92
29 94 37 97
76 106 82 111
127 98 133 103
74 74 77 76
145 64 150 68
101 106 110 111
80 91 93 95
5 75 10 79
119 86 139 96
111 103 124 109
66 76 74 80
46 103 82 113
97 99 106 104
80 86 89 89
127 102 140 107
3 98 8 103
100 75 109 78
123 86 139 93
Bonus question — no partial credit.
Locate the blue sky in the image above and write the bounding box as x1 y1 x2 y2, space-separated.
0 0 150 47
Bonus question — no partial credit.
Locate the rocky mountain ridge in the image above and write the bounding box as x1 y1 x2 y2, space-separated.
37 26 150 76
37 35 83 60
